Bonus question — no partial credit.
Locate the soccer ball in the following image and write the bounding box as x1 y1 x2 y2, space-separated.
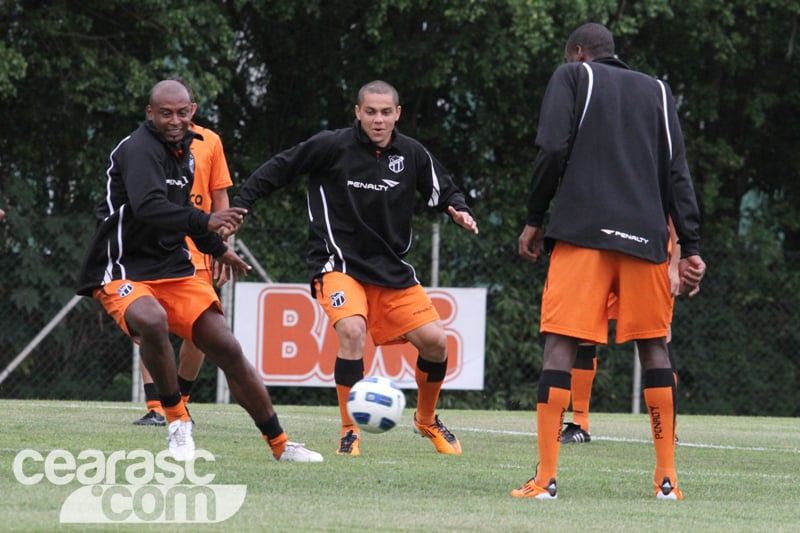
346 376 406 433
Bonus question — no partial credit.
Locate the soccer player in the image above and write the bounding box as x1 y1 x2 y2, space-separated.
133 80 234 426
515 23 705 500
77 79 323 463
231 80 479 456
562 224 683 444
563 334 679 444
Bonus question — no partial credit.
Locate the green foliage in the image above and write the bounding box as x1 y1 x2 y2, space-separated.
0 41 27 98
1 1 799 415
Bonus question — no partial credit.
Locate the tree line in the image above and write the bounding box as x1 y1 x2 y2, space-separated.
1 1 798 414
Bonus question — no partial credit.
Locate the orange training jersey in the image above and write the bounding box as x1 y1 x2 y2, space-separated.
187 123 233 271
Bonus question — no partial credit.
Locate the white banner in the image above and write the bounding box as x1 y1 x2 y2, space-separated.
233 283 486 390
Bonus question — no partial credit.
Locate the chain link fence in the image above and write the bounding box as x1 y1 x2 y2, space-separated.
1 216 798 416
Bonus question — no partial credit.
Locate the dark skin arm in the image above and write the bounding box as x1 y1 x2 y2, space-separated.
209 207 247 238
207 207 251 281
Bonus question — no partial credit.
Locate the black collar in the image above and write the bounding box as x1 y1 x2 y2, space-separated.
592 55 631 70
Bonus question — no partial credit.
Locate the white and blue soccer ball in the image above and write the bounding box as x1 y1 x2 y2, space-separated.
346 376 406 433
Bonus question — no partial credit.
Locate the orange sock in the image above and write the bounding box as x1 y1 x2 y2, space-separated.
571 345 596 431
181 394 191 405
643 369 677 485
146 399 165 415
570 369 594 431
536 370 571 485
162 400 190 423
265 432 288 460
334 357 363 429
414 357 447 426
336 384 357 429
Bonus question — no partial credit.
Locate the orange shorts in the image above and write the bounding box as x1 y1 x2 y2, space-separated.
540 242 672 344
93 276 221 342
607 293 619 321
195 267 213 286
314 272 440 345
610 277 676 326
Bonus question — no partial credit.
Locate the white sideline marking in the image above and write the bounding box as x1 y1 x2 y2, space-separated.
450 425 800 454
12 402 800 455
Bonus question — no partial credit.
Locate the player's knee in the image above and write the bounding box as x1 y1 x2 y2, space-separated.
196 328 241 360
406 320 445 355
335 317 367 346
125 299 168 337
415 332 447 361
636 338 670 369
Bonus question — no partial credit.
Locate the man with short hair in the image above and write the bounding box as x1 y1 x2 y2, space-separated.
562 222 684 445
515 23 705 500
232 80 479 457
133 80 235 426
77 79 323 463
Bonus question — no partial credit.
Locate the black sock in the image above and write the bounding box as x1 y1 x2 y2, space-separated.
334 357 364 386
256 414 283 440
537 369 572 403
160 391 182 408
143 382 160 402
178 376 195 398
417 356 448 382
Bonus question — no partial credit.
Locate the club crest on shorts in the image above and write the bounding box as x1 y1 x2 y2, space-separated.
388 155 404 174
117 283 134 298
330 291 346 308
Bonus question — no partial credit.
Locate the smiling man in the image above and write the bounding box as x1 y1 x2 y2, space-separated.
148 81 194 143
77 79 323 464
355 84 399 147
233 80 479 457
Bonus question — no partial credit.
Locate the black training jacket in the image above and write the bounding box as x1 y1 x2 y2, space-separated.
526 56 701 262
76 121 227 296
233 121 473 291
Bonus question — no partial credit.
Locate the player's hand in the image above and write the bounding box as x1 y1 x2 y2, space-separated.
214 248 252 280
213 258 232 287
518 224 544 263
668 262 681 296
208 207 248 238
448 206 479 234
678 255 706 297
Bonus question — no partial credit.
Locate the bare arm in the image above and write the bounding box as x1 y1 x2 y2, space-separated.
210 188 230 211
210 188 233 285
668 218 681 296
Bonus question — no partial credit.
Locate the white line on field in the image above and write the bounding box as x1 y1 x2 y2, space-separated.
445 425 800 454
10 402 800 455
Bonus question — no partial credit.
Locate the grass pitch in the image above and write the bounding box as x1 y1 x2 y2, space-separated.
0 399 797 532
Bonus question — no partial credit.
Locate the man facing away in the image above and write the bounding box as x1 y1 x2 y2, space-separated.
516 23 706 500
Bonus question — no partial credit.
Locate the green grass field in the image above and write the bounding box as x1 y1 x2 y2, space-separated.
0 399 797 532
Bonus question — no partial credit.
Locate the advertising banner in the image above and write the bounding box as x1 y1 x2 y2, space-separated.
234 283 486 389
